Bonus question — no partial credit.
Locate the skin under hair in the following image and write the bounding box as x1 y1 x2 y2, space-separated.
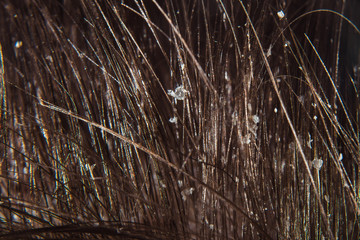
0 0 359 239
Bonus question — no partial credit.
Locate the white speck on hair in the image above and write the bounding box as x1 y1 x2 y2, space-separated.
15 41 23 49
181 187 195 200
281 161 286 173
266 45 272 57
168 85 189 103
338 153 343 161
313 115 317 121
225 71 229 81
247 103 252 112
160 181 166 188
252 115 260 124
307 133 313 149
12 214 20 222
46 55 53 63
277 10 285 19
231 111 238 126
299 95 305 104
312 158 323 170
178 180 183 187
180 62 185 71
169 116 177 123
274 108 278 113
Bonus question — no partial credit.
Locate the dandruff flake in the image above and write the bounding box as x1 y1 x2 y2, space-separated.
168 85 189 101
169 116 177 123
15 41 23 48
252 115 260 124
277 10 285 19
312 158 323 170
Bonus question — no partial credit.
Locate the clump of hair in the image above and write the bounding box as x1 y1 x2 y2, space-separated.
0 0 359 239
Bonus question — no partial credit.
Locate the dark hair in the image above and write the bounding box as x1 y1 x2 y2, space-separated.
0 0 359 239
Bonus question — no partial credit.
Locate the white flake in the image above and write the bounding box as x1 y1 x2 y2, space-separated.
15 41 23 48
169 116 177 123
168 85 188 103
312 158 323 170
277 10 285 19
252 115 260 124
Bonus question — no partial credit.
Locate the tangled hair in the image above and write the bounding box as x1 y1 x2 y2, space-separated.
0 0 359 239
